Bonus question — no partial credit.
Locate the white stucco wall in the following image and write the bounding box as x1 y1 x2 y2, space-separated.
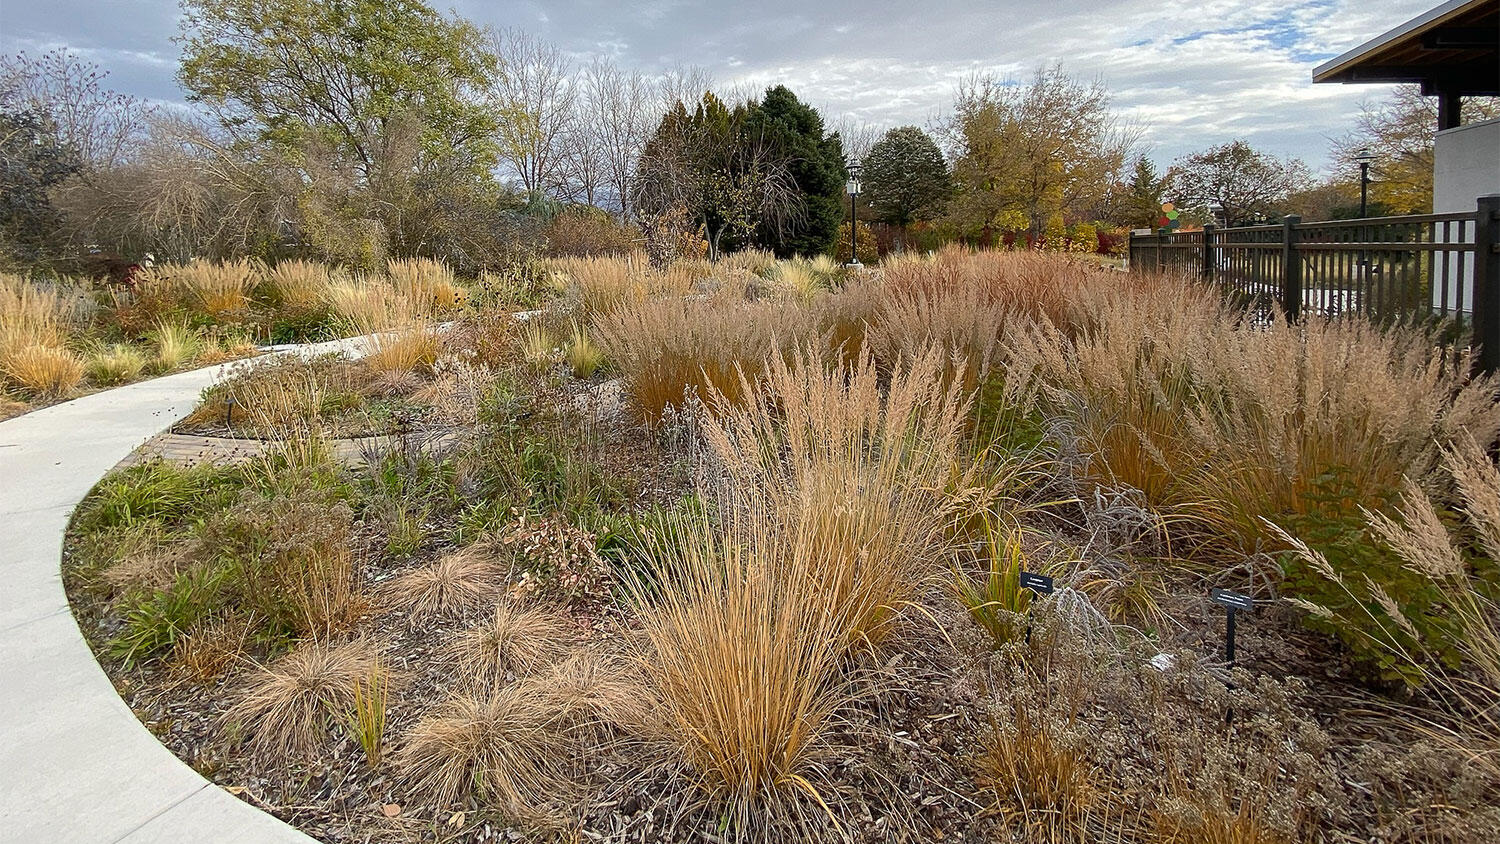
1434 118 1500 213
1432 118 1498 312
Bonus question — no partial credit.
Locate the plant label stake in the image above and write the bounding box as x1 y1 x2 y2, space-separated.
1211 587 1253 725
1019 572 1054 644
1210 587 1254 666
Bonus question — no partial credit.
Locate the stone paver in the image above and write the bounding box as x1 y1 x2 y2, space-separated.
115 430 461 471
0 337 369 844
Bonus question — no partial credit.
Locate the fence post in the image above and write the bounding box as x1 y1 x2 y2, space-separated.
1281 215 1302 322
1472 195 1500 375
1200 224 1216 282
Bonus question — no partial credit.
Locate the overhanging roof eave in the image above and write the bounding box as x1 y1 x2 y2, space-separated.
1312 0 1485 83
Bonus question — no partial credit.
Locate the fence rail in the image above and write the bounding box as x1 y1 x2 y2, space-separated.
1128 195 1500 372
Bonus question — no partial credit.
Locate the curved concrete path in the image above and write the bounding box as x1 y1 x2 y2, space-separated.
0 338 367 843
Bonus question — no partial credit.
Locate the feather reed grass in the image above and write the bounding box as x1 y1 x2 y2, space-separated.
593 295 815 424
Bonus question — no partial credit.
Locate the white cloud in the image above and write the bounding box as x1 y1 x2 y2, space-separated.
1 0 1444 171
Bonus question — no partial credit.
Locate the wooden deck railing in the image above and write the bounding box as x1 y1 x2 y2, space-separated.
1128 195 1500 372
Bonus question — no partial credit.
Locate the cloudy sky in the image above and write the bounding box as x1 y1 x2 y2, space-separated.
0 0 1435 172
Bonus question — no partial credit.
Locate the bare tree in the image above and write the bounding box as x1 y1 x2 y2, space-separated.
489 29 577 196
572 58 654 215
829 114 881 165
655 64 715 112
0 49 149 168
56 112 292 260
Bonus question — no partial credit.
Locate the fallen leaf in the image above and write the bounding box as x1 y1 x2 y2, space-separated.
382 803 402 818
447 811 465 828
224 786 246 796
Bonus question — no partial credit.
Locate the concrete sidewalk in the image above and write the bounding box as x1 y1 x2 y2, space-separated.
0 339 366 843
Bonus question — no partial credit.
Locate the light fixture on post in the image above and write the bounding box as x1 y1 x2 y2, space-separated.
845 164 862 267
1353 147 1376 219
1352 147 1378 274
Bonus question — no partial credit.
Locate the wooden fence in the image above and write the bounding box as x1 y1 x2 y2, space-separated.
1128 195 1500 372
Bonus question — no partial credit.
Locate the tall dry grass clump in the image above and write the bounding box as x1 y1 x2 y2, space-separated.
879 247 1105 331
593 295 815 424
717 248 778 277
264 259 336 312
0 274 85 395
700 345 975 648
2 344 85 396
387 257 465 310
551 253 699 317
998 275 1500 548
327 277 438 374
628 347 975 827
868 272 1010 393
627 502 851 823
160 258 261 320
224 638 382 762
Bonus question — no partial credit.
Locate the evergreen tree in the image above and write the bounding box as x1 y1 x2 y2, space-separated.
1122 155 1169 228
744 85 846 257
861 126 950 227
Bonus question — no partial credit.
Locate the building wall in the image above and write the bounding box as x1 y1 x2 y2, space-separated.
1434 117 1500 213
1432 118 1498 312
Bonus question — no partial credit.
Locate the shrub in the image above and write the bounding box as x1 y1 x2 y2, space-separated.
1278 433 1500 706
542 206 639 257
832 219 878 264
205 489 365 638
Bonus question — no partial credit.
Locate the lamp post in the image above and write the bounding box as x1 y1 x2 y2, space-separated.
845 164 862 267
1353 147 1376 218
1353 147 1377 278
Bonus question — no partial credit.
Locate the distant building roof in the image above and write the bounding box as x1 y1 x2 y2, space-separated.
1313 0 1498 129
